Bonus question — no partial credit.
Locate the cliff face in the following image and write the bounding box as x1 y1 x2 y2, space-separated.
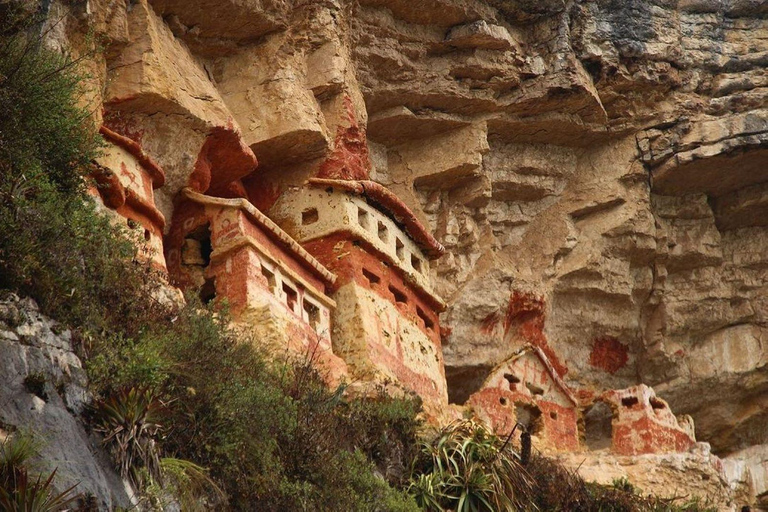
41 0 768 506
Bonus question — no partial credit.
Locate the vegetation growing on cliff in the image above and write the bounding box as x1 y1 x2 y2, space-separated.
0 3 720 511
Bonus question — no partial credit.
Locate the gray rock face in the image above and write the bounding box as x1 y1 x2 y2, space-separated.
0 293 132 510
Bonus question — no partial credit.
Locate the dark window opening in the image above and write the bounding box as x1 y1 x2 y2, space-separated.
395 238 405 260
377 221 389 243
303 300 321 330
515 402 542 434
416 307 434 330
283 282 298 311
499 397 509 406
185 224 213 267
302 208 319 225
144 229 151 241
621 397 639 408
650 397 665 410
549 411 558 420
411 254 422 273
358 207 370 229
389 285 408 304
584 401 614 451
362 268 380 285
200 277 216 304
261 265 277 293
526 382 545 397
504 373 520 391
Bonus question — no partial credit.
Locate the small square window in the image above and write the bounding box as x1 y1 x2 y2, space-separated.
389 285 408 304
411 254 422 273
357 207 370 230
302 208 319 225
261 265 277 294
362 268 381 285
416 306 434 330
303 300 321 330
377 221 389 243
395 238 405 260
283 282 298 311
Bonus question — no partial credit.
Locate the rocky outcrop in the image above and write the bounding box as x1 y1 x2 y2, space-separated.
36 0 768 506
0 294 132 510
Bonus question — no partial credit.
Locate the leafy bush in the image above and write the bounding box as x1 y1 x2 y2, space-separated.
0 2 168 337
0 467 80 512
92 387 165 487
84 300 421 510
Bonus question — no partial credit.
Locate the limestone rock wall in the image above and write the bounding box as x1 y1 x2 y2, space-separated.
0 294 132 510
39 0 768 506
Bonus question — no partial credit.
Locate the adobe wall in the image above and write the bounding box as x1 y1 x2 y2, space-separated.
468 350 580 453
305 234 448 410
601 385 696 456
92 134 167 270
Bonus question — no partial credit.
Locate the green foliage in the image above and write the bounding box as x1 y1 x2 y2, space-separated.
407 419 533 512
0 431 42 486
0 1 167 336
0 4 99 196
0 467 80 512
154 457 225 512
85 301 420 510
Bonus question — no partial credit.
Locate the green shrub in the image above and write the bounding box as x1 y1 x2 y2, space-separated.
91 386 165 486
0 467 80 512
0 2 168 336
84 301 420 510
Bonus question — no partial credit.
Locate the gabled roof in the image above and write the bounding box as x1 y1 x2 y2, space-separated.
496 344 578 406
308 178 446 260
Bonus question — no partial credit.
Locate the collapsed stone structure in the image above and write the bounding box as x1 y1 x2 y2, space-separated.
28 0 768 508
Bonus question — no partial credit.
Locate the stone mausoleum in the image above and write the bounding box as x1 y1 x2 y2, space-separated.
270 178 450 410
91 126 167 271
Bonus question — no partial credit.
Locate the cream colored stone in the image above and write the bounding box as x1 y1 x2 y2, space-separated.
558 446 743 511
446 21 518 51
332 282 448 407
215 38 330 167
104 0 233 126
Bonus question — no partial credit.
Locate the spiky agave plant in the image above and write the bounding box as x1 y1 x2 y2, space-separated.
92 386 165 486
407 419 533 512
0 467 80 512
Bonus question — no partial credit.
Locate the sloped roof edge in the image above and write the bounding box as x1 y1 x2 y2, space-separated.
307 178 446 260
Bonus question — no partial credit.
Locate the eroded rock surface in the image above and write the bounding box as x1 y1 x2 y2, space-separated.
0 294 132 510
35 0 768 507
